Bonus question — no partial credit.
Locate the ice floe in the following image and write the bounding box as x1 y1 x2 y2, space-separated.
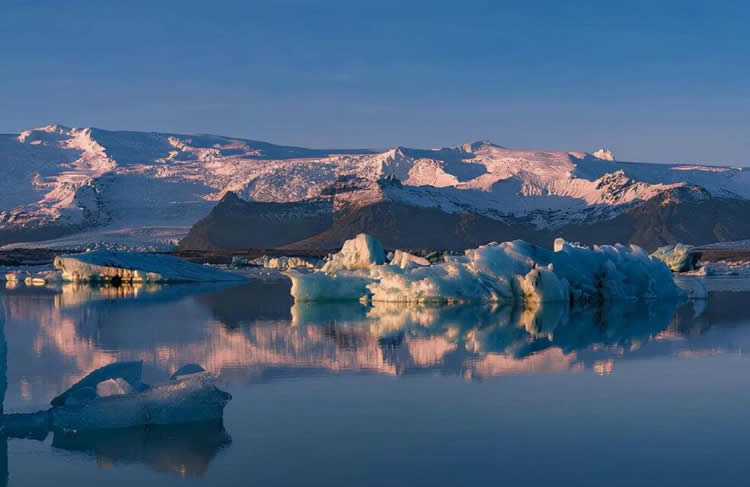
53 250 244 283
287 234 685 304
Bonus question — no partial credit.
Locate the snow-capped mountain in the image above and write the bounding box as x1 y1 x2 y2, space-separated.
2 124 749 250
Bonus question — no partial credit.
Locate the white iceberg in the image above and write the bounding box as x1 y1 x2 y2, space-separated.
239 255 319 270
321 233 385 273
390 249 430 269
286 270 372 302
2 267 62 286
288 234 684 304
54 250 244 283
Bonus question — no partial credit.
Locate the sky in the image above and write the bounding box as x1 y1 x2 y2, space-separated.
2 0 749 164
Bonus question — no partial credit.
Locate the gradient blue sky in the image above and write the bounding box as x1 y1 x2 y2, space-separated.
2 0 749 164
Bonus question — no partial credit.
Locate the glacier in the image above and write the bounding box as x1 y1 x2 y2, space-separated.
53 250 244 283
288 234 684 304
4 125 750 249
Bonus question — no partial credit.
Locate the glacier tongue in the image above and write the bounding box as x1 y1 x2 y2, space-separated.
288 234 684 304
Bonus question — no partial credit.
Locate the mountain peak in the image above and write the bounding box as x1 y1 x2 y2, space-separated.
593 148 615 161
460 140 502 153
17 124 73 143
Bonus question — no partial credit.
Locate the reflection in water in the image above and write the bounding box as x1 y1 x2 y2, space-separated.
2 280 750 485
50 420 231 478
0 280 736 402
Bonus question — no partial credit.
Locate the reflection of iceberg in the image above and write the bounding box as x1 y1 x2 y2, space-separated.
1 279 732 402
51 420 231 478
290 296 683 378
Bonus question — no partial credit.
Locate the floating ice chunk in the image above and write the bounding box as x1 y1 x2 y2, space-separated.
96 378 134 397
54 250 244 283
4 411 50 440
49 362 231 431
1 266 61 286
285 270 372 302
4 271 26 282
241 255 319 270
650 244 699 272
390 250 430 269
288 235 684 304
321 234 385 273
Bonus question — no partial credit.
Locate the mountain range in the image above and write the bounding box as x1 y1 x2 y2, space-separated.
2 124 750 252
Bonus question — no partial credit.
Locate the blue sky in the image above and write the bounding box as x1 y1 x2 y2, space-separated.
2 0 749 164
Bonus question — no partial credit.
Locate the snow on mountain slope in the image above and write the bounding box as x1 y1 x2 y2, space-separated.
1 124 749 248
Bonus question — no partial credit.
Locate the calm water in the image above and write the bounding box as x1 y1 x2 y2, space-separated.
1 279 750 486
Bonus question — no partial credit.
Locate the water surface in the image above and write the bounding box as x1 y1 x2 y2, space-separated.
2 279 750 486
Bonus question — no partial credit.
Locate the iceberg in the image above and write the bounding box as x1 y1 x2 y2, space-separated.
650 244 700 272
234 255 320 270
53 250 244 283
390 249 430 269
321 233 385 273
2 267 62 286
10 361 231 432
288 234 684 304
286 270 372 302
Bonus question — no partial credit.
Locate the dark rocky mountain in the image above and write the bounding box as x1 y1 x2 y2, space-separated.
179 188 750 252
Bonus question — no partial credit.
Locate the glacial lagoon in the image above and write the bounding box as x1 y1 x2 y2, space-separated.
2 279 750 486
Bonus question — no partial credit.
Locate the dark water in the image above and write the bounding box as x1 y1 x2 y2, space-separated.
1 279 750 486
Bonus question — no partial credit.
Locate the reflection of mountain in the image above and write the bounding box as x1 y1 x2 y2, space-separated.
50 420 231 478
3 284 750 409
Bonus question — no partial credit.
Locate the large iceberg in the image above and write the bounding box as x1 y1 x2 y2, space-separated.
287 234 684 304
54 250 244 283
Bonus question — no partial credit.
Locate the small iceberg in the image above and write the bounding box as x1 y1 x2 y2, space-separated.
232 255 320 270
7 361 231 433
54 250 245 283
